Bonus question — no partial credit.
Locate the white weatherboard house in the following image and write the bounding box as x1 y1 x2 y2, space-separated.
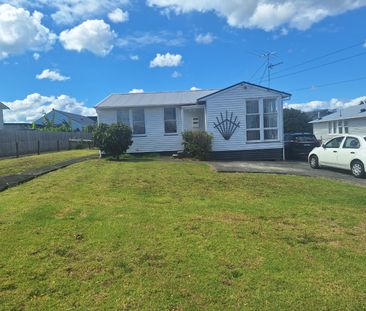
0 102 9 130
96 82 291 160
311 101 366 142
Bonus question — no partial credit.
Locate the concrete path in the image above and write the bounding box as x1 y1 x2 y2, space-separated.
210 160 366 187
0 155 98 192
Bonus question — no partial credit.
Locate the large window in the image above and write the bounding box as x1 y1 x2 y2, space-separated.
263 99 278 140
328 120 349 134
164 107 177 134
116 109 129 125
132 108 145 135
246 100 260 141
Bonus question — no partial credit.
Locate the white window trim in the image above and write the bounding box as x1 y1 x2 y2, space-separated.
115 108 146 136
245 98 280 143
164 107 178 135
329 120 350 135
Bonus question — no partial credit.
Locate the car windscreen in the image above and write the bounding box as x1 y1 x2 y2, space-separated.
293 135 317 142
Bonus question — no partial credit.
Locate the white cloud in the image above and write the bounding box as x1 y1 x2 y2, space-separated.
364 40 366 48
59 19 116 56
147 0 366 31
0 4 56 59
117 31 186 48
130 54 139 60
195 33 215 44
36 69 70 81
108 8 128 23
33 52 40 60
285 96 366 112
149 52 182 68
3 93 96 123
129 89 144 93
190 86 201 91
171 70 182 78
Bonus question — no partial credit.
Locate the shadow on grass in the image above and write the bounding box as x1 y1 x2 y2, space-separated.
105 153 165 163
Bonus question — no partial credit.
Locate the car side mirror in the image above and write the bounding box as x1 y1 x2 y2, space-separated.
322 144 326 149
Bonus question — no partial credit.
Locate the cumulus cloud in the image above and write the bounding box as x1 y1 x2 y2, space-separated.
0 4 56 59
150 53 182 68
3 93 96 123
36 69 70 81
285 96 366 112
195 33 215 44
59 19 116 56
129 89 144 93
147 0 366 31
190 86 201 91
108 8 128 23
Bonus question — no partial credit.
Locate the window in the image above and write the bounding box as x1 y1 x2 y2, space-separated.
132 108 145 135
116 109 129 125
343 137 360 149
324 136 344 148
333 121 337 134
344 120 349 134
338 120 343 134
164 108 177 133
328 122 332 134
263 99 278 140
246 100 260 141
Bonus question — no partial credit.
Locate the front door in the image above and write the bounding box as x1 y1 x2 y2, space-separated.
319 136 345 167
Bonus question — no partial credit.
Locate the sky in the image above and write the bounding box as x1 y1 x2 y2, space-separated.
0 0 366 122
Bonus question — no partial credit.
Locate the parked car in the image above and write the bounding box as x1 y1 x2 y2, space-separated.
284 133 320 160
309 135 366 178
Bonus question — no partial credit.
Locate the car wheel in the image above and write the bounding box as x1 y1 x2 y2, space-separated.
351 160 365 178
309 155 319 169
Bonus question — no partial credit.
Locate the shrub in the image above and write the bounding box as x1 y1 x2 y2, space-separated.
94 124 133 160
182 130 212 160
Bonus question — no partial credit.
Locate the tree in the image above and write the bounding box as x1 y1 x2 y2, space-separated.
94 124 133 160
284 108 312 133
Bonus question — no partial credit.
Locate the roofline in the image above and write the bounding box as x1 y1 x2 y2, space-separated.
310 114 366 123
197 81 292 101
0 102 9 110
94 89 218 108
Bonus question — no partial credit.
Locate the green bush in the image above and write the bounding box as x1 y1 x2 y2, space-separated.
182 130 212 160
94 124 133 160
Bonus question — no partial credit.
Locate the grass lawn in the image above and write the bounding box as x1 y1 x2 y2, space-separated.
0 149 97 177
0 158 365 310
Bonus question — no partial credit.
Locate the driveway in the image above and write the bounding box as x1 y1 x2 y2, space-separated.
210 160 366 187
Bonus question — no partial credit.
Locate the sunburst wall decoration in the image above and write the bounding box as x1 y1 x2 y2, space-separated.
213 111 240 140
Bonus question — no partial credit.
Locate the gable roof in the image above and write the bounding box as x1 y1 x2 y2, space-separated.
54 110 96 126
0 102 9 110
198 81 291 101
96 89 219 109
310 103 366 123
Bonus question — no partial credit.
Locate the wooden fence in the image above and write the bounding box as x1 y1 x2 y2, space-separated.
0 130 93 158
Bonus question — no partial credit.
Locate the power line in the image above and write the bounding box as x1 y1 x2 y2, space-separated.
289 76 366 93
271 50 366 81
275 41 365 75
249 61 267 81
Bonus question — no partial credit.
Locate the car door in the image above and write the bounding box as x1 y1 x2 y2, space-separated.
318 136 345 167
338 137 361 169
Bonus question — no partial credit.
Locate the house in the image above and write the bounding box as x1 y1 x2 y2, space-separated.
310 101 366 142
34 109 97 131
0 102 9 130
96 81 291 160
3 123 32 130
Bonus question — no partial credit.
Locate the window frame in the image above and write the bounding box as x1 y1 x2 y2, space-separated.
164 107 177 134
263 98 278 141
131 108 146 136
245 99 261 142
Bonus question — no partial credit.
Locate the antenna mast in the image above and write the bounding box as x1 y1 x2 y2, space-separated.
261 51 283 88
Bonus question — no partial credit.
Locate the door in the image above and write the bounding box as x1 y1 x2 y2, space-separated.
319 136 345 167
337 136 361 169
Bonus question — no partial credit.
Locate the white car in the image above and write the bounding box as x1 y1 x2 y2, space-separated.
309 135 366 178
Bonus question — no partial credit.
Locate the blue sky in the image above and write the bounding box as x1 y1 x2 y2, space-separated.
1 0 366 122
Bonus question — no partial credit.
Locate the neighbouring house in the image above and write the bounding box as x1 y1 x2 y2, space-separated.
34 109 97 131
310 101 366 142
0 102 9 130
3 123 32 131
96 81 291 160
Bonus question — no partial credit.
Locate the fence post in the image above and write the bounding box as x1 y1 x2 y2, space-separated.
16 142 19 158
37 140 40 155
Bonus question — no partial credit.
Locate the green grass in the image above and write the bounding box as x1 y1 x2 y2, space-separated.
0 159 365 310
0 149 97 177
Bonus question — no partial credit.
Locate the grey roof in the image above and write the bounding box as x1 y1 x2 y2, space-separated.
54 110 96 126
310 103 366 123
0 102 9 110
96 89 219 109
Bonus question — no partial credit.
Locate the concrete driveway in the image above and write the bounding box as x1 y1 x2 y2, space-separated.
210 160 366 187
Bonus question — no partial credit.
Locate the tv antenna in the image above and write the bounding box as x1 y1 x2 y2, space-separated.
259 51 283 88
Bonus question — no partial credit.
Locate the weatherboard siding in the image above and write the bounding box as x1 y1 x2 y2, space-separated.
205 83 284 152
